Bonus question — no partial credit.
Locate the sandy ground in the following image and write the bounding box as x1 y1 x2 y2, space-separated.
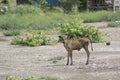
0 26 120 80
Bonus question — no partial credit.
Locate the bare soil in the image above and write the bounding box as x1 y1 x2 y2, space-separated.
0 25 120 80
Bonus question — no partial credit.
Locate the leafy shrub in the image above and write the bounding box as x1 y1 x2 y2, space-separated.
11 32 57 46
4 30 20 36
59 19 104 43
11 36 23 45
108 21 120 27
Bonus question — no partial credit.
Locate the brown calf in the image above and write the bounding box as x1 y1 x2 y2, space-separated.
58 36 93 65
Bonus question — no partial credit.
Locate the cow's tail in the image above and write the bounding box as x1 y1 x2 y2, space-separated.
89 38 93 51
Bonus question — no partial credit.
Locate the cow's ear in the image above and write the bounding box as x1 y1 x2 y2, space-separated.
58 36 63 39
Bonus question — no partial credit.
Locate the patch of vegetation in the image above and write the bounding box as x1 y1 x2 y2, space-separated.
0 12 67 31
48 56 65 63
3 30 20 36
0 4 8 14
0 37 7 41
11 5 41 15
11 32 57 47
39 76 59 80
6 75 59 80
0 4 119 41
0 6 120 33
108 21 120 27
78 10 120 23
59 19 104 43
0 15 25 30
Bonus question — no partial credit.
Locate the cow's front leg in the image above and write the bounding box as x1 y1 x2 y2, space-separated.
69 51 73 65
66 53 69 65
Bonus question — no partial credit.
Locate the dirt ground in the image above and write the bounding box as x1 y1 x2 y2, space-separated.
0 25 120 80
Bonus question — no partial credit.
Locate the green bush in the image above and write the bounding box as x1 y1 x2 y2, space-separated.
11 32 57 46
4 30 20 36
11 36 23 45
59 19 104 43
108 21 120 27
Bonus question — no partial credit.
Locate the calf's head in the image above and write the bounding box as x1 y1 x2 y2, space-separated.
58 36 67 43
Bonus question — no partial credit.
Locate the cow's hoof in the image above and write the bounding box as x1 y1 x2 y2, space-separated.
86 63 88 65
66 63 69 65
70 63 73 65
106 42 111 46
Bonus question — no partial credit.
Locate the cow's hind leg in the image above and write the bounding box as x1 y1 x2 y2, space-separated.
84 46 90 65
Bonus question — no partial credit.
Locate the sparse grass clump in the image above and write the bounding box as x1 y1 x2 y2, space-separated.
39 76 59 80
48 56 65 63
6 75 59 80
